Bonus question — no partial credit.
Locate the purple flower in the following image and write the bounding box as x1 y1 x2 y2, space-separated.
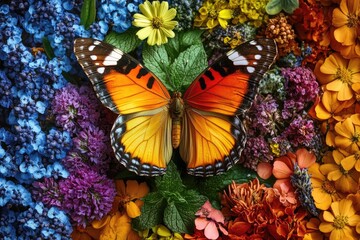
32 177 62 207
241 136 273 171
280 115 316 148
51 84 101 134
247 95 280 136
73 126 110 165
59 167 116 227
281 67 319 119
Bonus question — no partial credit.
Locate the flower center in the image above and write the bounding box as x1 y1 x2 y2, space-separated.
351 133 360 143
347 13 359 28
322 180 336 194
152 17 163 29
336 67 352 84
333 215 348 229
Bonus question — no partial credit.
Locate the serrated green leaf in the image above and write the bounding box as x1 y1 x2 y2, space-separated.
142 44 174 90
164 190 207 233
105 29 142 53
179 30 204 48
155 161 184 192
165 34 180 62
170 44 207 91
132 192 166 231
42 37 55 59
80 0 96 29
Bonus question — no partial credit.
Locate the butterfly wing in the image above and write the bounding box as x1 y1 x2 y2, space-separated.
74 38 172 176
181 38 278 176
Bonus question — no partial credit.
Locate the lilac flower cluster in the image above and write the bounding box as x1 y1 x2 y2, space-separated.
242 66 321 170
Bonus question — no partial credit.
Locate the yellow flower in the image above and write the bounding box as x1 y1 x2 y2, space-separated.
139 225 184 240
194 0 233 29
341 150 360 172
304 217 324 240
334 115 360 153
332 0 360 46
314 53 360 101
320 149 360 194
308 162 341 211
132 1 177 46
230 0 269 27
319 199 360 240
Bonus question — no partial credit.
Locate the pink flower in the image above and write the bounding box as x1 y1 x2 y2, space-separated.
195 200 228 239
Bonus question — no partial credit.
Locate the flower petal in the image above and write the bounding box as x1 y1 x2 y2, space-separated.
204 221 219 240
195 217 209 231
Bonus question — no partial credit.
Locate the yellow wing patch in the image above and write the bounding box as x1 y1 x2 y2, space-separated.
111 108 173 176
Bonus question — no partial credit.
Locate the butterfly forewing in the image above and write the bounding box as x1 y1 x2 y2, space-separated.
181 38 278 176
74 38 173 176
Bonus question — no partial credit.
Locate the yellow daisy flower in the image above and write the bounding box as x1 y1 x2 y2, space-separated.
132 1 178 46
319 199 360 240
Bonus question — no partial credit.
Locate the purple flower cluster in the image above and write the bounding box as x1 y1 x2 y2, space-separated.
59 167 116 227
281 67 319 119
243 66 321 171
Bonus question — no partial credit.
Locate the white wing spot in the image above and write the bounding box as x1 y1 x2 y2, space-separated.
97 67 105 74
254 54 261 60
256 45 263 51
88 45 95 51
228 51 249 66
247 66 255 73
90 55 97 60
249 40 257 45
93 40 101 45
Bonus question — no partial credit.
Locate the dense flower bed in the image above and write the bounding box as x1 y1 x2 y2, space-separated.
0 0 359 239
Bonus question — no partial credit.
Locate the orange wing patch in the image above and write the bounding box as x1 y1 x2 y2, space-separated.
103 68 170 114
180 108 246 177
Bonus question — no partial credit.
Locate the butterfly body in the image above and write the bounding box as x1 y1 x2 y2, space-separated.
169 91 184 149
74 38 277 177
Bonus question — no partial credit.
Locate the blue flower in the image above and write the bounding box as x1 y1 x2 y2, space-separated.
16 202 72 239
39 128 72 161
46 162 69 179
0 208 17 239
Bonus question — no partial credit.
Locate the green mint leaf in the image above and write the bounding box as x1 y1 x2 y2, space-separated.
142 44 174 91
282 0 299 14
155 160 185 192
42 37 55 60
164 34 180 63
179 29 204 48
170 44 207 91
164 190 207 233
105 29 142 53
80 0 96 29
132 192 166 231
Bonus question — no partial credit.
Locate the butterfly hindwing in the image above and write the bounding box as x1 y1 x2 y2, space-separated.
74 38 173 176
181 39 278 176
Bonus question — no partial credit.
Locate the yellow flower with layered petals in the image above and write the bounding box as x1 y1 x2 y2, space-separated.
334 115 360 153
132 1 177 46
194 0 233 29
319 199 360 240
309 162 341 210
332 0 360 46
314 53 360 101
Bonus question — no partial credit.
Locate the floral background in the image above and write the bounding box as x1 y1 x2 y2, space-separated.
0 0 360 239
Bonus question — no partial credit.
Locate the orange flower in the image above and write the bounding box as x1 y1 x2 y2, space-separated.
272 148 316 191
314 90 355 122
319 199 360 240
116 180 149 218
92 212 140 240
308 162 341 210
222 179 308 239
314 53 360 101
332 0 360 46
304 217 324 240
334 115 360 153
320 149 360 193
341 150 360 172
71 225 101 240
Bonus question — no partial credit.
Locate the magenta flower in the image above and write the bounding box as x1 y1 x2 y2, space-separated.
195 200 228 239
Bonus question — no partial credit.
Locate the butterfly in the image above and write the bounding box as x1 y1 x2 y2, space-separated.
73 38 277 177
